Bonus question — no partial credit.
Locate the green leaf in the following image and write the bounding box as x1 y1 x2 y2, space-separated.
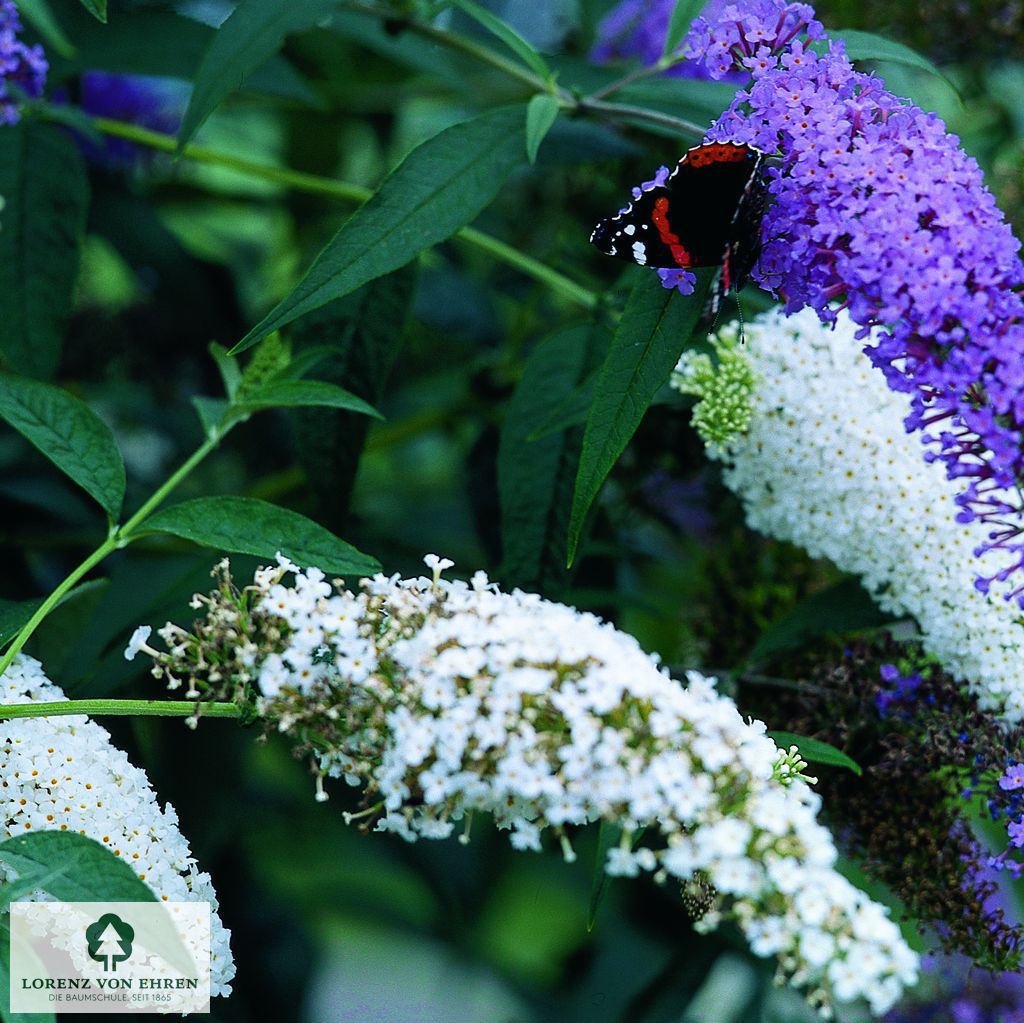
0 833 155 903
0 122 89 380
451 0 552 80
662 0 705 59
233 104 527 352
76 0 106 22
527 367 596 440
235 379 383 418
0 598 40 650
0 834 195 979
289 266 416 534
139 496 381 576
830 29 952 86
567 271 712 564
0 374 125 520
13 0 75 57
0 581 108 651
178 0 337 149
525 93 561 164
767 731 863 776
209 343 242 401
587 821 620 932
234 331 292 401
191 396 229 438
274 344 334 382
0 921 54 1023
747 577 894 667
499 324 604 592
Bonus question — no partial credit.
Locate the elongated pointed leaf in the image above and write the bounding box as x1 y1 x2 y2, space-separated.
525 93 560 164
527 367 596 440
140 496 380 576
289 266 416 533
178 0 336 149
235 379 384 418
0 374 125 520
76 0 106 22
0 122 89 380
0 580 109 651
0 598 39 650
0 834 194 977
499 324 606 592
747 577 893 667
452 0 551 79
0 833 155 903
663 0 706 58
567 271 712 564
14 0 75 57
234 104 527 352
832 28 950 83
767 731 863 776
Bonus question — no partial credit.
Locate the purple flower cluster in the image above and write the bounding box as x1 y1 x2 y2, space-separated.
875 663 924 718
0 0 47 125
987 762 1024 878
883 953 1024 1023
680 0 1024 601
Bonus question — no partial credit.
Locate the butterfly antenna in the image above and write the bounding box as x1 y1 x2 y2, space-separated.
735 296 747 345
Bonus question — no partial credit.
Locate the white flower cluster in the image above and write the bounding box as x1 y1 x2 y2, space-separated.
0 655 235 996
243 555 918 1016
673 307 1024 719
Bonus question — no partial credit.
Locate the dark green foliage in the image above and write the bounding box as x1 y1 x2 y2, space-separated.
3 1 1021 1019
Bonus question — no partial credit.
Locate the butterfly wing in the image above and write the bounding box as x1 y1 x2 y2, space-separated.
590 143 763 272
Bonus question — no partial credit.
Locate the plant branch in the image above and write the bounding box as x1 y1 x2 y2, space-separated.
0 433 223 677
575 97 705 139
339 0 553 93
0 699 242 720
334 3 708 138
587 60 672 102
77 116 599 310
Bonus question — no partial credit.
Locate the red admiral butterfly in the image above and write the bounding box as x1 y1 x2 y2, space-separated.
590 141 767 311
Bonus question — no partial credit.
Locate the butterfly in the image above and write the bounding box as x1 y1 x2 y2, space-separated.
589 141 767 312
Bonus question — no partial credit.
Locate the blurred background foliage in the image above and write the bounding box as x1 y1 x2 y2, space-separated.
3 0 1023 1019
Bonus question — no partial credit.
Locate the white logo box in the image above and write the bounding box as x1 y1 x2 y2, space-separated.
10 901 210 1014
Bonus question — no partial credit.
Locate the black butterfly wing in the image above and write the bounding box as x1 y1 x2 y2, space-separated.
590 143 763 272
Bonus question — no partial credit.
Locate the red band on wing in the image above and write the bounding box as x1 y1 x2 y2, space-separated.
651 197 692 268
683 142 752 168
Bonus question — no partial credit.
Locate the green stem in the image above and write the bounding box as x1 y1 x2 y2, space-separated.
576 97 705 139
93 117 372 201
0 434 222 677
0 540 118 676
0 699 242 720
340 0 554 94
119 435 219 537
84 116 599 310
587 60 672 102
458 226 599 310
336 1 706 139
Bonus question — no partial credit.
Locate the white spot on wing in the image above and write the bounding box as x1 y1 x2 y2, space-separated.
632 241 646 265
623 224 636 236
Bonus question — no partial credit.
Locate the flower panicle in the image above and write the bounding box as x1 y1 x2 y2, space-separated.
679 307 1024 722
0 0 47 125
670 0 1024 602
132 554 920 1017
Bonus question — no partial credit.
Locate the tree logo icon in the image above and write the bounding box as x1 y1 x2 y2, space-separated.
85 913 135 972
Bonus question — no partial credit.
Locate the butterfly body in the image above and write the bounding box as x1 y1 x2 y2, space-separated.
590 142 767 304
